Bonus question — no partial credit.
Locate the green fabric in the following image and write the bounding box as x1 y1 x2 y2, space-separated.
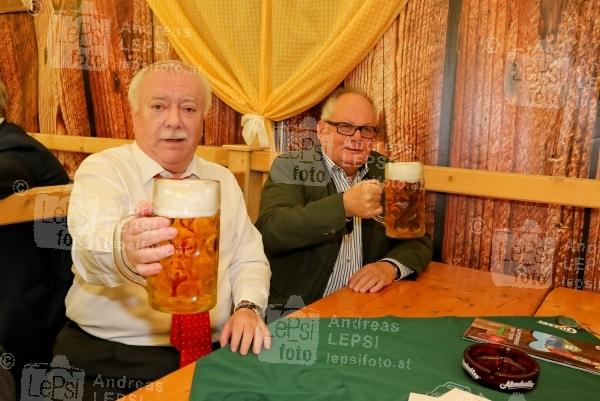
191 316 600 401
255 147 433 306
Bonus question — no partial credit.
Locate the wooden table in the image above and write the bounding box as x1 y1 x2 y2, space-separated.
535 286 600 338
295 262 550 318
119 262 555 401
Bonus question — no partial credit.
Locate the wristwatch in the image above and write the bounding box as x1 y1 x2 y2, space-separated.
234 300 264 319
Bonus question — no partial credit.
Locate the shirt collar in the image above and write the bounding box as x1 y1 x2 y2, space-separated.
132 142 200 184
320 148 369 183
0 117 4 125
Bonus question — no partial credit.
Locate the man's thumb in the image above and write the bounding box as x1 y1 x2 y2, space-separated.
135 200 153 217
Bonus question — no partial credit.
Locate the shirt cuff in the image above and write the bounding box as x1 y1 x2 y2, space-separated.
113 215 145 284
380 258 414 281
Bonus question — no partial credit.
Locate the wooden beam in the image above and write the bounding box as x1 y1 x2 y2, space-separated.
223 144 265 222
0 0 30 14
30 133 230 166
249 155 600 208
194 146 229 167
31 133 132 154
250 150 277 173
25 133 600 212
0 184 72 226
425 166 600 209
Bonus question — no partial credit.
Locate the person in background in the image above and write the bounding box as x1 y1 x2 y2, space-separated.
256 87 433 307
53 60 271 400
0 77 72 397
0 344 16 401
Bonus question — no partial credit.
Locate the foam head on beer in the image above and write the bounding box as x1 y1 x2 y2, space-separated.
385 162 423 182
153 178 220 218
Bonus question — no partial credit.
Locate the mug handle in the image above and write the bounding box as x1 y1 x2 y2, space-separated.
373 186 386 226
116 260 148 287
113 215 148 287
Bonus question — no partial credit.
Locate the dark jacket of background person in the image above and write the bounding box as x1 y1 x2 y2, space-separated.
0 344 15 401
0 120 73 390
255 147 433 306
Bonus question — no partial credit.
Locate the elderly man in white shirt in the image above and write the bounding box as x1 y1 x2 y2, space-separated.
54 60 270 400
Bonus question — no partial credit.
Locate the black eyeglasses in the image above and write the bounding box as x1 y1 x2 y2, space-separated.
324 120 379 139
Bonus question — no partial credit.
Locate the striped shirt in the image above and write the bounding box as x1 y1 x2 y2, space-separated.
321 152 413 296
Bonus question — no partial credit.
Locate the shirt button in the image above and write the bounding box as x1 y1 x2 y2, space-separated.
329 229 336 235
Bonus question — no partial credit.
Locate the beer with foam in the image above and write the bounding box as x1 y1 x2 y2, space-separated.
149 178 220 313
383 162 425 239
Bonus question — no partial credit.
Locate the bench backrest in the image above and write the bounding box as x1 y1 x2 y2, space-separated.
2 133 599 228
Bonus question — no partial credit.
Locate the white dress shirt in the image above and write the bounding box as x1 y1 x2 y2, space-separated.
65 142 270 345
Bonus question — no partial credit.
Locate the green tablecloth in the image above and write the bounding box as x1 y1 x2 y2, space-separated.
190 317 600 401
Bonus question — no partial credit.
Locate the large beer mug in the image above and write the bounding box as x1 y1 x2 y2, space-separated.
126 178 221 314
374 162 425 239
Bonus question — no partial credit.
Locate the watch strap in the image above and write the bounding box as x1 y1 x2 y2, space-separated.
234 300 264 319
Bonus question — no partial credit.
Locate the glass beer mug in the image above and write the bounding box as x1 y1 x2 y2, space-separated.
125 178 221 314
374 162 426 239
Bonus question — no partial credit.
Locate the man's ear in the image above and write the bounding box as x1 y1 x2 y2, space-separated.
316 120 326 140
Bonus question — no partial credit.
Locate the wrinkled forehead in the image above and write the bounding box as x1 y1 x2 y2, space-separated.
330 93 378 125
140 70 205 102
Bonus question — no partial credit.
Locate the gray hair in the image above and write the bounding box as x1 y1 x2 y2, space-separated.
320 87 378 121
0 78 8 119
127 60 212 116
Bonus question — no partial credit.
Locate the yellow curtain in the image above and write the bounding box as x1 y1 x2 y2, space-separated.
146 0 406 148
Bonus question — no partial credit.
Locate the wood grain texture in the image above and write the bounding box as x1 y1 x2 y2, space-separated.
0 0 31 14
0 10 38 131
443 0 600 293
278 102 321 152
203 96 242 146
425 166 600 207
304 262 550 318
81 0 151 139
33 0 91 176
579 0 600 293
345 0 449 237
0 184 72 226
345 0 448 164
536 287 600 337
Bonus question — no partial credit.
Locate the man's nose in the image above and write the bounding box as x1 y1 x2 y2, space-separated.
344 134 364 148
350 127 364 139
347 128 364 142
165 106 182 128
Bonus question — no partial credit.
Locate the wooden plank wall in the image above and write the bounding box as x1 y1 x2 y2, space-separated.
443 0 600 292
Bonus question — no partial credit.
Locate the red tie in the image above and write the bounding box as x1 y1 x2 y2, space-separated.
171 312 213 367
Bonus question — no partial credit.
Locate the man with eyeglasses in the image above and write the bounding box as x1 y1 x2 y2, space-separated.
256 88 432 308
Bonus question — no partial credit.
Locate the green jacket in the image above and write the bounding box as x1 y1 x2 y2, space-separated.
255 147 433 307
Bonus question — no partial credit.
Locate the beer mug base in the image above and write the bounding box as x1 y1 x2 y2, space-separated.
149 294 217 314
385 227 426 239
